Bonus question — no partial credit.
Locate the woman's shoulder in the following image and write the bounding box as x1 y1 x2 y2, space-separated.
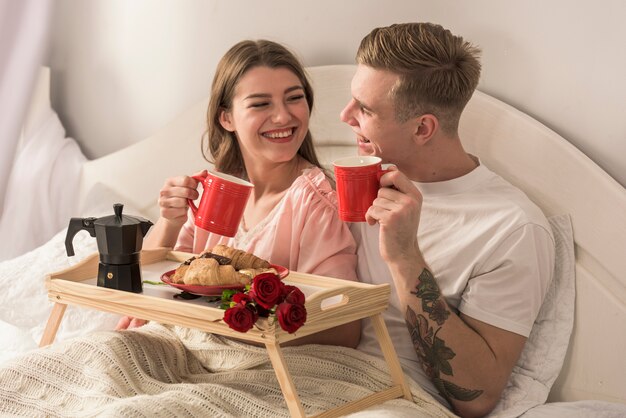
288 166 338 208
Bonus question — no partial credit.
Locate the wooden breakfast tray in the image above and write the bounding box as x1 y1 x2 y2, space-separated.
41 248 412 418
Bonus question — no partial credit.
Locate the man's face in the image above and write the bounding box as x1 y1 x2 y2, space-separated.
340 65 417 166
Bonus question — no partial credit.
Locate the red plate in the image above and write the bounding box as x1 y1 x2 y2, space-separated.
161 264 289 296
270 264 289 279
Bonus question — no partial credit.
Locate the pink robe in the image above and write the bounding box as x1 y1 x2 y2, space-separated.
175 167 357 281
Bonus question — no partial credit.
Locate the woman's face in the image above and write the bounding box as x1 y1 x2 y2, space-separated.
219 66 309 168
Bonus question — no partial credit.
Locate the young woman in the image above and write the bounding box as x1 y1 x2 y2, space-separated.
118 40 359 348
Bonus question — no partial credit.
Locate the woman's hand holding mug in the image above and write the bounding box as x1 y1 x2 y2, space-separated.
157 170 206 227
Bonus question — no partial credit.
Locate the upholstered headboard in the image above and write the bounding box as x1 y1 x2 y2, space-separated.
78 65 626 405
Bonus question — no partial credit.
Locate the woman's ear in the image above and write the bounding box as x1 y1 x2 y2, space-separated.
219 109 235 132
414 114 438 145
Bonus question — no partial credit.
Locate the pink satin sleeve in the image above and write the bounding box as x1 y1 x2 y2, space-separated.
280 169 357 281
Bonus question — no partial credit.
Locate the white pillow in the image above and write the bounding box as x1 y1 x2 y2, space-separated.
488 214 576 417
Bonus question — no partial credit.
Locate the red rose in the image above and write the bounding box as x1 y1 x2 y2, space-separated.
255 304 271 318
282 285 305 305
249 273 282 309
224 303 258 333
232 292 253 305
276 302 307 333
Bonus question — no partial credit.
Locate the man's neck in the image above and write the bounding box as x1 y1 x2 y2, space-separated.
404 135 478 183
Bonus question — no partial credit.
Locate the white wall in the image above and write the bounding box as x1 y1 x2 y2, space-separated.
48 0 626 187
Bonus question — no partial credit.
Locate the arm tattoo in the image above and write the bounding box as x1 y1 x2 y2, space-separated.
405 268 483 402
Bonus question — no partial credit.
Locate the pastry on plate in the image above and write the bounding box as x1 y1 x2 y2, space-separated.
210 244 270 270
172 245 275 286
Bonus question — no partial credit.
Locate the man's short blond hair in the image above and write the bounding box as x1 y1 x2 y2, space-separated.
356 23 482 134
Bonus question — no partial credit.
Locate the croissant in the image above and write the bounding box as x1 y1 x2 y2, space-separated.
180 258 251 286
211 244 270 270
172 252 232 284
239 267 278 279
172 264 189 284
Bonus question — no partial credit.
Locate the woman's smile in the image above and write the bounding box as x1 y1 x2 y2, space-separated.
262 127 297 143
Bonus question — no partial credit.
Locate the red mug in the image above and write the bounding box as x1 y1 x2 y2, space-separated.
333 156 391 222
188 171 254 237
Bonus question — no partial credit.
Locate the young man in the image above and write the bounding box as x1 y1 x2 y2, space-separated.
342 23 555 418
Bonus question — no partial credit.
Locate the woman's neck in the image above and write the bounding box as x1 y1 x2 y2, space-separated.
245 156 307 198
241 155 311 232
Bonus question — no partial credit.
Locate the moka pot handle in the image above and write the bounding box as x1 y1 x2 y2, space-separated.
65 217 97 257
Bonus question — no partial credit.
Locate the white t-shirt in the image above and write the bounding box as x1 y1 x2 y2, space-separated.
350 164 555 407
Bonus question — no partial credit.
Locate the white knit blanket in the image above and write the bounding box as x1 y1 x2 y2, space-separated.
0 322 456 418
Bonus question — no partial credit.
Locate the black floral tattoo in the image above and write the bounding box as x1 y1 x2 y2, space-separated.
405 268 483 402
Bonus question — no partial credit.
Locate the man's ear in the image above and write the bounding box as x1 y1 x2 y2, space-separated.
219 109 235 132
413 114 438 145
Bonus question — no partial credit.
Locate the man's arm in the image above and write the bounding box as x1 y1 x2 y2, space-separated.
367 170 525 418
389 258 525 417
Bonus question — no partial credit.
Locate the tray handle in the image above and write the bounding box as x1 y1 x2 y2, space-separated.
305 283 390 319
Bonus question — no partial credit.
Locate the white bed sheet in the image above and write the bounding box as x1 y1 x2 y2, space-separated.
0 228 119 366
519 400 626 418
0 185 143 365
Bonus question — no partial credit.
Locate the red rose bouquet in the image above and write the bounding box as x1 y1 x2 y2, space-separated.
221 272 307 333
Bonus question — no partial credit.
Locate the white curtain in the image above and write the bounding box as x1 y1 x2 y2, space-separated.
0 0 86 262
0 0 53 214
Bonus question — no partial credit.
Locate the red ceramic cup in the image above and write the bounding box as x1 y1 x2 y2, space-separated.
333 156 391 222
187 171 253 237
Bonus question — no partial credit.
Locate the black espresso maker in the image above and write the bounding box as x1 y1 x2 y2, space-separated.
65 203 153 293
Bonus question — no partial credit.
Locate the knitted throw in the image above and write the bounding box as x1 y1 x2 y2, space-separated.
0 323 457 417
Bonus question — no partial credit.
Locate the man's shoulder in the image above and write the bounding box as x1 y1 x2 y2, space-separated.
486 171 550 228
461 165 550 229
